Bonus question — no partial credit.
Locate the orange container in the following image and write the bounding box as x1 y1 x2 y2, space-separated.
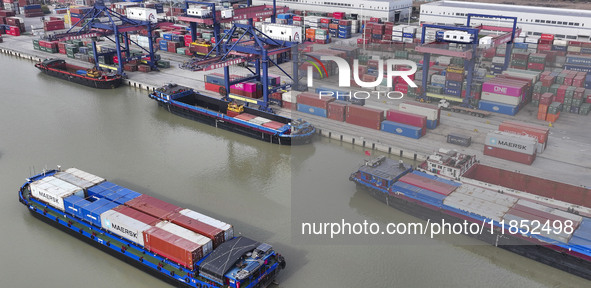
545 112 560 123
538 104 548 113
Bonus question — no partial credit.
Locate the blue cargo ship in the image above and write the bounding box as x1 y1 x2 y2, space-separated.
350 151 591 280
149 83 315 145
19 167 286 288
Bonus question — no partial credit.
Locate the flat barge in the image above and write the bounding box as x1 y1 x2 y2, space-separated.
35 59 123 89
350 150 591 280
149 83 315 145
19 167 286 288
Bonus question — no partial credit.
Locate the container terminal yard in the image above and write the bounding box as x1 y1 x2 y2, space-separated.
1 0 591 287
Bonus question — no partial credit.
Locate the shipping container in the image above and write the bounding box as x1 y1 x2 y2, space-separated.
483 145 536 165
112 204 160 226
447 133 471 147
385 109 427 136
63 195 92 218
179 209 234 241
143 226 202 269
101 209 152 246
125 194 182 220
398 102 439 121
380 121 422 139
296 92 334 109
346 105 383 130
327 101 347 122
81 198 119 227
478 100 519 116
29 176 85 211
398 173 457 196
481 92 521 106
155 221 213 256
297 103 327 117
485 131 537 156
169 213 224 248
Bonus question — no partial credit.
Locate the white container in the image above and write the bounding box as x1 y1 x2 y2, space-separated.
513 37 525 43
101 210 152 246
481 92 521 106
430 74 446 85
479 36 492 45
403 38 413 43
54 171 96 190
126 7 158 23
392 36 403 42
282 91 295 103
485 131 537 156
187 7 211 17
553 39 567 46
250 116 272 125
179 209 234 241
155 221 213 256
492 56 505 64
64 168 105 185
30 176 85 211
517 199 583 224
402 26 416 34
392 31 403 36
221 9 233 19
262 24 303 42
399 102 438 120
524 37 540 44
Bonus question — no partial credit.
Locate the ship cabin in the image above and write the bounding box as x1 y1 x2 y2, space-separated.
357 156 413 189
423 149 477 179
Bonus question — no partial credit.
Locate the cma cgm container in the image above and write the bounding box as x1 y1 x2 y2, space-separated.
29 176 84 211
381 121 422 139
346 105 384 130
385 109 427 136
485 131 537 155
398 102 439 129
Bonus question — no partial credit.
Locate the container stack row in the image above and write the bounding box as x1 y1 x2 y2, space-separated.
29 168 234 270
204 73 281 99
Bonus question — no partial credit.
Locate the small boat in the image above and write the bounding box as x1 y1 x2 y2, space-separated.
35 58 123 89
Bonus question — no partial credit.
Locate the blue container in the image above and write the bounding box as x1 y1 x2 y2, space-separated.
24 4 42 10
514 43 528 49
372 34 382 39
63 195 92 218
426 119 438 129
478 100 518 116
331 19 340 24
338 33 351 38
381 121 422 139
552 45 567 52
402 33 414 38
566 56 591 66
159 40 168 51
444 87 461 97
76 70 87 75
205 74 224 85
566 64 591 73
81 198 119 227
431 82 445 88
287 20 293 25
581 47 591 54
445 80 462 89
70 13 82 18
172 35 181 42
163 33 173 40
297 103 327 117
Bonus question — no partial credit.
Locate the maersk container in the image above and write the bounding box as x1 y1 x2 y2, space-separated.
179 209 234 241
483 145 536 165
478 100 518 116
143 226 202 269
297 103 327 117
81 198 119 227
29 176 85 211
381 121 422 139
155 221 213 256
101 209 152 246
63 195 92 218
125 194 182 220
485 131 537 155
170 213 225 248
447 133 471 147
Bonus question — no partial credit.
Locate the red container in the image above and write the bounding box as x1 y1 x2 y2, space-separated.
125 194 182 220
510 204 572 225
539 93 554 105
234 113 257 121
345 105 383 130
320 18 330 24
204 82 223 94
138 65 151 73
112 205 160 226
500 120 549 144
540 34 554 41
385 109 427 136
262 121 285 130
327 101 346 122
445 71 464 82
296 92 334 109
527 62 544 70
574 87 585 99
399 173 457 196
143 226 202 269
169 213 224 248
483 145 536 165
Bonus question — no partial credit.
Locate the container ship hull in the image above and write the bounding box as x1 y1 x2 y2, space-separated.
19 169 285 288
149 84 315 145
35 59 123 89
351 153 591 281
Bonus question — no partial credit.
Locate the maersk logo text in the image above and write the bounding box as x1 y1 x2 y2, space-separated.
111 223 138 239
490 138 527 150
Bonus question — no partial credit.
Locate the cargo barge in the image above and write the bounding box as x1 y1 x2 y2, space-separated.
350 151 591 280
19 167 286 288
35 59 123 89
149 83 315 145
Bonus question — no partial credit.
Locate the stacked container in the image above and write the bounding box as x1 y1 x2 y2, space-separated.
345 105 383 130
498 120 549 154
398 102 440 129
384 109 427 137
296 92 334 117
484 131 537 165
29 176 85 211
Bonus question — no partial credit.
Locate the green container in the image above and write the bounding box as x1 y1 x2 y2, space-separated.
564 97 572 105
580 103 591 115
156 60 170 68
176 47 187 54
511 59 528 66
33 39 39 45
426 85 443 94
528 56 546 64
395 50 408 59
33 44 40 50
533 82 543 93
573 98 583 107
549 84 561 95
555 76 565 84
67 51 75 58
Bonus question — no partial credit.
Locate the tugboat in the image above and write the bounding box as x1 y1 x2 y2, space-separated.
35 58 123 89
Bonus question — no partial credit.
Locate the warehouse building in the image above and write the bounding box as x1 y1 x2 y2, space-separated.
253 0 412 22
420 0 591 40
